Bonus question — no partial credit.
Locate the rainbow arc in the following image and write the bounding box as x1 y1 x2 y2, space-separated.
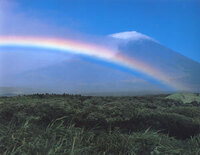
0 36 184 90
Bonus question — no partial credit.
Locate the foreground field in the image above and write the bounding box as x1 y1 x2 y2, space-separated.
0 94 200 154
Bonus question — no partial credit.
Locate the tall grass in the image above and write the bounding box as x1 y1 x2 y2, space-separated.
0 118 199 154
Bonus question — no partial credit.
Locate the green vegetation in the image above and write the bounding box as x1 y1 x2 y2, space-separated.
0 93 200 154
166 92 200 104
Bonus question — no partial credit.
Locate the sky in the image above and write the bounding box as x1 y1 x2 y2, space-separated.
0 0 199 62
0 0 200 93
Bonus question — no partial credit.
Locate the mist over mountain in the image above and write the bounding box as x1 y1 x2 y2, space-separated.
0 87 36 96
3 57 163 95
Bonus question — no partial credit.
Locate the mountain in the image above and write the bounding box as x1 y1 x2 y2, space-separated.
0 31 200 94
114 35 200 92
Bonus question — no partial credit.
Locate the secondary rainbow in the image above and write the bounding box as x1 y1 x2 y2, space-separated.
0 36 183 90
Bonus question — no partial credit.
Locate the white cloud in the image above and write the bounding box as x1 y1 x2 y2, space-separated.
108 31 154 41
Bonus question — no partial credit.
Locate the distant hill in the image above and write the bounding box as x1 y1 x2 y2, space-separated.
166 93 200 103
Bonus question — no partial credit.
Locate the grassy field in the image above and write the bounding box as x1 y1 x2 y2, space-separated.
0 93 200 154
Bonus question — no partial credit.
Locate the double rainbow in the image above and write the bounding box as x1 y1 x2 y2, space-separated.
0 36 182 90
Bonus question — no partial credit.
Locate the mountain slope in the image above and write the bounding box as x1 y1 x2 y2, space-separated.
116 38 200 92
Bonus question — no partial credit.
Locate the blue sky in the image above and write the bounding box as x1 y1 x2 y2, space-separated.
3 0 199 62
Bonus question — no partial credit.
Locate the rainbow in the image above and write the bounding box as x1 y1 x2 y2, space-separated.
0 36 183 90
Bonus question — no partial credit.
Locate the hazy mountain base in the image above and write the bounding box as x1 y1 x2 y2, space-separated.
0 94 200 154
